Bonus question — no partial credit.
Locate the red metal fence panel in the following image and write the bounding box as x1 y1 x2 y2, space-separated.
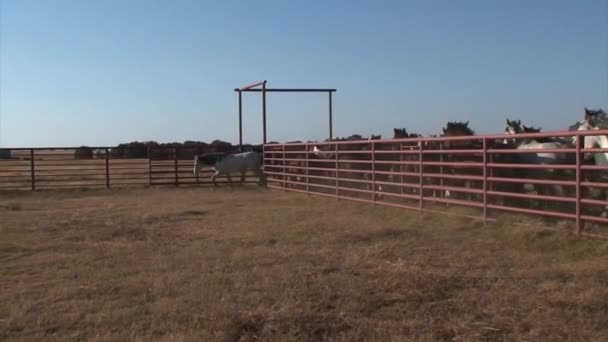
263 130 608 237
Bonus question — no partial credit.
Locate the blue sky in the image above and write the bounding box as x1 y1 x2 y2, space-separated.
0 0 607 147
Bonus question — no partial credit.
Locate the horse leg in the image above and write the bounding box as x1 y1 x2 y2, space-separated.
240 170 246 185
601 188 608 219
255 167 263 186
227 174 233 186
212 171 219 187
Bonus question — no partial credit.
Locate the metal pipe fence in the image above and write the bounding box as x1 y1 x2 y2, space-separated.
0 146 259 190
263 129 608 236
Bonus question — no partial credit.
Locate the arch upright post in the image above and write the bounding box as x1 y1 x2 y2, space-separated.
329 91 333 141
238 90 243 147
262 81 267 144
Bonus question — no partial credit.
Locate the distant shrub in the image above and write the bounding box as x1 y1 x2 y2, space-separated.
74 146 93 159
0 149 11 159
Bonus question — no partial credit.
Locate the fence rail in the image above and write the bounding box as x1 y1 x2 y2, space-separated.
263 129 608 237
0 146 258 190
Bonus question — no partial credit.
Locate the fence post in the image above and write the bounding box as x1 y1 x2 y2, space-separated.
105 148 110 189
148 145 152 186
418 141 424 212
335 143 339 199
399 143 404 196
575 133 583 234
439 141 444 198
30 149 35 191
282 145 286 190
174 147 178 187
372 141 376 204
482 138 488 222
305 144 310 194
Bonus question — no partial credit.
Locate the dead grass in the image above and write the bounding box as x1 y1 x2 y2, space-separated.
1 187 607 341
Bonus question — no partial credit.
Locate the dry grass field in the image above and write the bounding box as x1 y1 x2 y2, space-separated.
1 187 608 341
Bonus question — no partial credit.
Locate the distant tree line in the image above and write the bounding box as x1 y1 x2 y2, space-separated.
73 140 262 160
0 149 11 159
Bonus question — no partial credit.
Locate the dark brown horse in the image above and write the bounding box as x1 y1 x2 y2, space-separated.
437 121 482 201
311 134 382 198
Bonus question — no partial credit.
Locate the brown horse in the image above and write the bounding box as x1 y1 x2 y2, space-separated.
438 121 482 201
311 134 381 198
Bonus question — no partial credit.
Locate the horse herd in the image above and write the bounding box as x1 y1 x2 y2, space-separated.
194 107 608 219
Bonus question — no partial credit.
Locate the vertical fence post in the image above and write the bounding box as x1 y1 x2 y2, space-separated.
174 147 178 187
418 141 424 212
575 132 583 234
439 141 444 198
282 145 286 190
372 141 376 204
148 145 153 186
305 144 309 194
482 138 488 222
105 148 110 189
30 149 35 191
335 143 339 199
399 143 404 196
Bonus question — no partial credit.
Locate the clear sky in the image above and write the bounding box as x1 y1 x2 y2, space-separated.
0 0 607 147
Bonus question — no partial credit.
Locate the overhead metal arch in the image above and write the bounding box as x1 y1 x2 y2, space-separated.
235 80 337 145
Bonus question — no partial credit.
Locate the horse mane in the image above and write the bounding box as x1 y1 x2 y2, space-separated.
522 125 541 133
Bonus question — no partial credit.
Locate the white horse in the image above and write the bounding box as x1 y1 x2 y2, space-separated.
504 119 573 164
576 121 608 164
193 151 263 186
503 120 575 202
574 120 608 219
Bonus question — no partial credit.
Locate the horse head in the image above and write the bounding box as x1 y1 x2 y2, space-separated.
334 134 365 141
575 121 608 163
193 152 226 176
584 107 608 128
503 119 523 144
393 128 409 138
505 119 523 135
442 121 474 136
393 128 420 139
521 125 554 143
